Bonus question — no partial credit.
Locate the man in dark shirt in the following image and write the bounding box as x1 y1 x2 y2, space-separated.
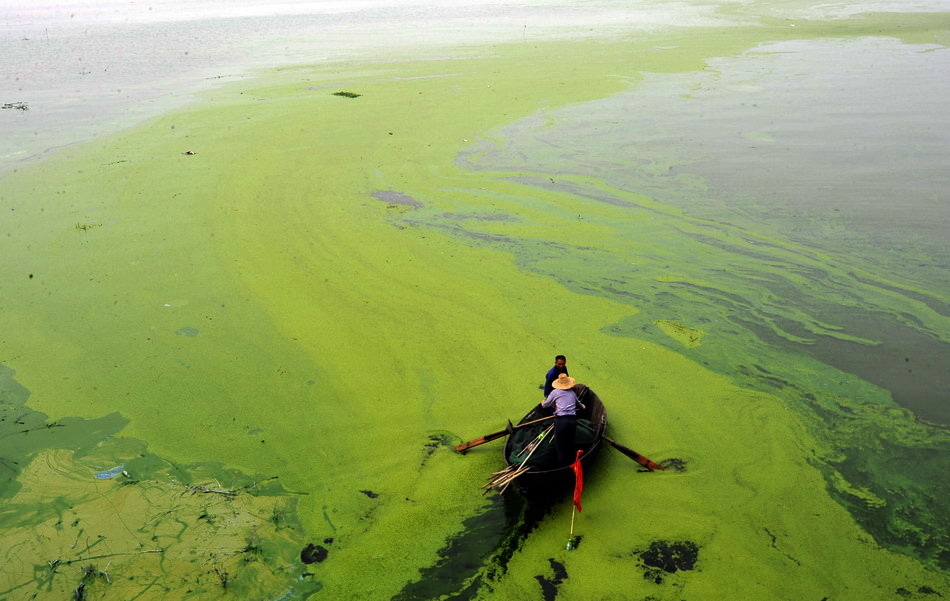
542 355 569 398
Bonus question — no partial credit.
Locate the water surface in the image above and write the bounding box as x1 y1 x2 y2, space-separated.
1 1 948 600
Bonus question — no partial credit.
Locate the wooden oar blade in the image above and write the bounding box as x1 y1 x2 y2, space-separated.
604 436 665 471
453 430 507 453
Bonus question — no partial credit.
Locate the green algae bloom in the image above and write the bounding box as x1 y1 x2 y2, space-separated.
1 7 948 601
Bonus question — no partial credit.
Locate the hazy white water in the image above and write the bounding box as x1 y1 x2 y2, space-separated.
0 0 727 173
2 0 947 173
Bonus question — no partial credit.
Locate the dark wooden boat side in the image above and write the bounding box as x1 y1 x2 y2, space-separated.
502 384 607 496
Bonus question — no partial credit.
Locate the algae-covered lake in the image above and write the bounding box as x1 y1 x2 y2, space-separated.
1 1 948 599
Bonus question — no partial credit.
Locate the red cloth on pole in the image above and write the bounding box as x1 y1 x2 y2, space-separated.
571 449 584 512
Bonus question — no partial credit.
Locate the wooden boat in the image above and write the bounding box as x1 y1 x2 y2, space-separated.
500 384 607 496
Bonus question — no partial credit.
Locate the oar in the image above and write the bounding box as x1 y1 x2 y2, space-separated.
604 435 665 471
579 422 665 471
454 414 555 453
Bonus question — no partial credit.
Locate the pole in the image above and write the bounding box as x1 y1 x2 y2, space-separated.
566 507 577 550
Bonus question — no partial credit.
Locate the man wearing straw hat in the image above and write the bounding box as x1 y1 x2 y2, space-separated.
542 373 585 466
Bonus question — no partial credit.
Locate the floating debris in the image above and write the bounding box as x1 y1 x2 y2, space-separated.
423 433 453 459
300 543 328 564
332 91 361 98
2 101 29 111
655 319 705 348
659 457 688 472
639 539 700 584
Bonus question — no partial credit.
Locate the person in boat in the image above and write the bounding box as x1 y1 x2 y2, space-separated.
542 355 569 398
541 373 585 466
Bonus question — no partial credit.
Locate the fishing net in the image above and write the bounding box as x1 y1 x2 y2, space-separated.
507 419 596 470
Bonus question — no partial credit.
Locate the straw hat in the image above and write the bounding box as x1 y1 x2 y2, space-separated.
552 373 576 390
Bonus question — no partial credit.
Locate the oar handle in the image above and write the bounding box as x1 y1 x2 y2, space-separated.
577 422 664 471
454 414 555 453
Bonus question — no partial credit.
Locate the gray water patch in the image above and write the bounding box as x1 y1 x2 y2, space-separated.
175 326 199 337
440 211 519 222
372 189 423 207
93 464 126 479
0 0 732 175
675 39 949 250
456 36 950 421
465 37 950 256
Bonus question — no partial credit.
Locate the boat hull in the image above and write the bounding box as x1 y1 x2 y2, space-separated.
502 384 607 497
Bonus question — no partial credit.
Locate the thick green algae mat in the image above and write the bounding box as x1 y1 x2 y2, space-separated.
1 13 949 601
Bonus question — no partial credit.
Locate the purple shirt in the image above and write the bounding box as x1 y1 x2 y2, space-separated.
542 388 581 417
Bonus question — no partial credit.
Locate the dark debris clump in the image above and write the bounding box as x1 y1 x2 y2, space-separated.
534 558 567 601
897 586 944 597
639 539 700 584
424 434 453 456
300 543 328 564
659 458 688 472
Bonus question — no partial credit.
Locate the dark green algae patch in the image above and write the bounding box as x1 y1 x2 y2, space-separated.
0 365 322 600
392 494 549 601
390 483 706 601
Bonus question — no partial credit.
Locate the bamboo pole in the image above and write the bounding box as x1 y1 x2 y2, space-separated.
483 424 554 491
